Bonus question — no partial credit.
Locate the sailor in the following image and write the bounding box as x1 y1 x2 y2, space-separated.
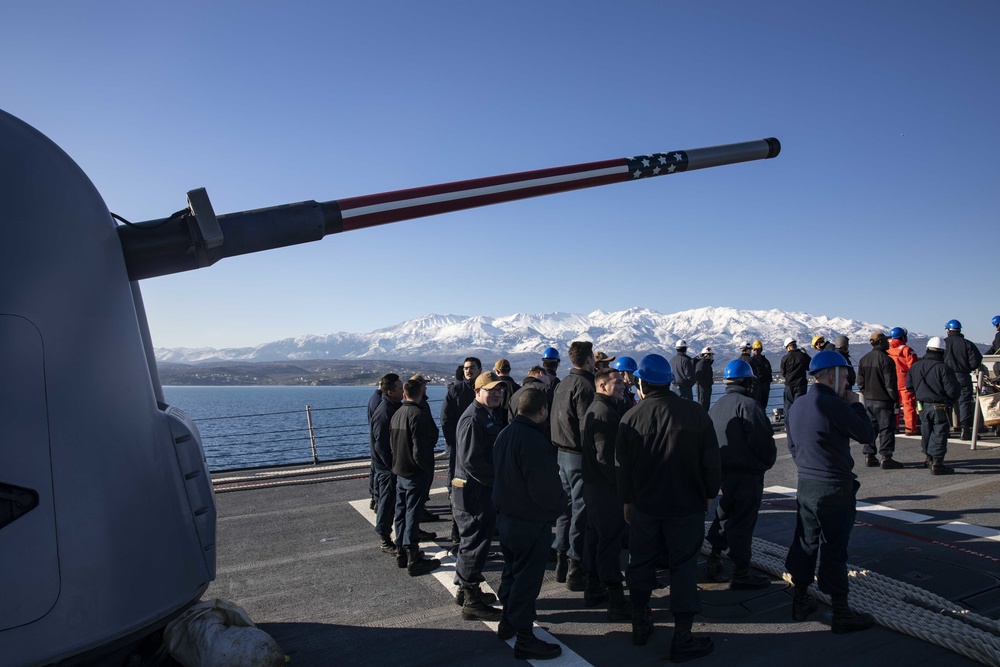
370 373 404 554
749 340 773 410
907 337 961 474
493 358 520 416
493 388 567 660
669 340 696 400
616 354 720 662
542 346 562 390
811 335 835 353
705 360 777 589
507 365 553 428
785 351 876 633
581 368 632 620
594 351 616 372
441 357 481 542
367 383 384 511
987 315 1000 355
408 374 434 420
612 356 639 411
833 335 857 389
943 319 984 441
550 341 596 591
738 341 753 365
857 332 901 469
453 371 507 621
409 374 439 524
887 328 921 436
695 347 715 412
780 338 811 415
390 379 441 576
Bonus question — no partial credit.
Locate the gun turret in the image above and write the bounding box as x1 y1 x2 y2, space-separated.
0 106 778 666
119 137 780 280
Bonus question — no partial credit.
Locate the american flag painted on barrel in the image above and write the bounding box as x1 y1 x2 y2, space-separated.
334 139 778 232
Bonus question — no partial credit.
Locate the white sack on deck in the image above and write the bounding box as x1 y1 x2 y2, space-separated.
164 598 284 667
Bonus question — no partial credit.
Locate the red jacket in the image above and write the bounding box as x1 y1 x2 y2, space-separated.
888 339 919 394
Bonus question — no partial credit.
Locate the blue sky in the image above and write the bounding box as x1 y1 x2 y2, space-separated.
3 2 998 348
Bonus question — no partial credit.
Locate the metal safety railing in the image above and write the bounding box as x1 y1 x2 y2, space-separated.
192 398 444 472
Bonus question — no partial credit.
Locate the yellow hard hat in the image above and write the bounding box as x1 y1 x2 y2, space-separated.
811 335 825 348
752 340 763 350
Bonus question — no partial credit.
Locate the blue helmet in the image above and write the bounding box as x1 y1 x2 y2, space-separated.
946 319 962 330
723 359 755 380
808 350 851 375
542 347 560 361
634 354 674 385
612 356 638 373
992 315 1000 328
889 327 907 340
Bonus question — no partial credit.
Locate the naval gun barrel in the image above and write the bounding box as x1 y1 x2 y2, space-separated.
119 137 780 281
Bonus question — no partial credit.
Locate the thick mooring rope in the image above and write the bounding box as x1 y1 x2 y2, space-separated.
705 532 1000 666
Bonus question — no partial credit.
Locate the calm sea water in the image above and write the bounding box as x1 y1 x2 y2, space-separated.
162 385 447 472
162 384 785 472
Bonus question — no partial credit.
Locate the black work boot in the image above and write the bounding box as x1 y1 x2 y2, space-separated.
606 583 632 621
565 558 587 592
450 520 460 544
397 547 427 568
704 551 727 582
406 547 440 577
730 567 771 590
378 535 396 554
513 629 561 660
455 586 496 607
880 455 903 470
865 454 879 467
923 454 933 469
555 550 568 583
631 605 653 646
417 528 437 541
931 457 955 475
831 594 874 633
791 587 817 621
670 613 714 663
583 572 608 607
961 426 972 441
461 587 502 621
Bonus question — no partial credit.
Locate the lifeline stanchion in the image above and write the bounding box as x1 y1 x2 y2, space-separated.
306 405 319 464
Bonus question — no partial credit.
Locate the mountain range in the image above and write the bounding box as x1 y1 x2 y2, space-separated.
154 306 946 366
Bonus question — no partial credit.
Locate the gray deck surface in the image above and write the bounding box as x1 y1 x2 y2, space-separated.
207 432 1000 666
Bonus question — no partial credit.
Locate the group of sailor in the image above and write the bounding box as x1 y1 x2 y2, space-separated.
364 314 1000 662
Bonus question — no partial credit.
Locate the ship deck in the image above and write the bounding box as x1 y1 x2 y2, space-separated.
207 432 1000 666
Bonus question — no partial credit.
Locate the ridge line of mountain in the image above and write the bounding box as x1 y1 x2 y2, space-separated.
155 305 976 365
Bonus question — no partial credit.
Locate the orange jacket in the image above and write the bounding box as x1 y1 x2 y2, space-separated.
888 339 919 395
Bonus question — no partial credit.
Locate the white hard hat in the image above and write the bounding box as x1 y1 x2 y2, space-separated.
783 337 796 348
701 346 713 355
675 339 687 349
927 336 946 351
739 340 751 349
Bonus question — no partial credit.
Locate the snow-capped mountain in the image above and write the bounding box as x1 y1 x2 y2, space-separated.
154 306 927 364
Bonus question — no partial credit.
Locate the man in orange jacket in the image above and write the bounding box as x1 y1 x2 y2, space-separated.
888 327 919 436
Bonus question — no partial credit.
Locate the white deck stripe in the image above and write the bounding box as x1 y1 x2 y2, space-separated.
939 522 1000 542
340 166 625 218
764 485 933 523
348 497 594 666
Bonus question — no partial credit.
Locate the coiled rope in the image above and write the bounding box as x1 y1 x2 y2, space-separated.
708 531 1000 666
